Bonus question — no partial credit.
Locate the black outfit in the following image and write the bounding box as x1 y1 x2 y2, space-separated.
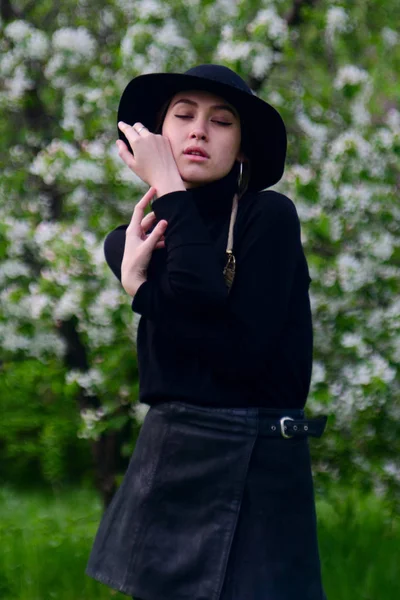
103 169 313 410
86 169 326 600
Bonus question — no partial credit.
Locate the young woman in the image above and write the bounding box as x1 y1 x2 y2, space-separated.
86 64 328 600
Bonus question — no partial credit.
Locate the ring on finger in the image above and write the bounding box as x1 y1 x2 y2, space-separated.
134 125 147 134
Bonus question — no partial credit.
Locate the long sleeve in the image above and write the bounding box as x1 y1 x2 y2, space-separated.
137 190 229 310
131 192 306 379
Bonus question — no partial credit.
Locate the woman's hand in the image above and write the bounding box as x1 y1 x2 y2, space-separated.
117 121 186 197
121 187 168 297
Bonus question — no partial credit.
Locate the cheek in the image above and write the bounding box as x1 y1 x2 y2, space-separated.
220 133 241 164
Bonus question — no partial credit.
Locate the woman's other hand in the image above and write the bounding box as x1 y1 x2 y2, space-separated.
117 121 186 197
121 187 168 296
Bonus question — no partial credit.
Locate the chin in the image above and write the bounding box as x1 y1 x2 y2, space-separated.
181 171 220 189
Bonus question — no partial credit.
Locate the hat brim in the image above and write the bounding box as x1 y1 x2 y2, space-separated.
117 72 287 192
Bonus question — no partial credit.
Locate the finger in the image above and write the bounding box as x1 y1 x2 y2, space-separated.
127 187 156 234
132 122 150 137
118 121 140 141
116 140 136 168
143 220 168 251
141 211 156 233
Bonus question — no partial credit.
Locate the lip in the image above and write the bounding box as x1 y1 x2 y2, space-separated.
183 146 210 159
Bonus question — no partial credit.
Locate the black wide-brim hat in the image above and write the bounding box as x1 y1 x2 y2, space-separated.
117 64 287 192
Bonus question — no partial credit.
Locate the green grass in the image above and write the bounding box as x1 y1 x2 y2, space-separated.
0 485 398 599
317 488 399 599
0 487 125 600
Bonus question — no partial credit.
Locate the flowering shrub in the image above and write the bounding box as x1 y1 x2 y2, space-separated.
0 0 399 502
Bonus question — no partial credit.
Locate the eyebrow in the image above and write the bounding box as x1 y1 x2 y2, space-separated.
172 98 238 118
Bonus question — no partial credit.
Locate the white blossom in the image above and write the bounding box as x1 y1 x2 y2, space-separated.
67 368 104 395
325 7 349 44
0 260 30 286
216 40 252 62
251 51 274 78
83 325 115 348
44 53 64 78
54 286 83 320
341 333 363 348
373 128 394 149
29 331 66 359
285 165 314 186
34 221 61 246
26 30 49 60
385 108 400 134
343 363 372 386
330 215 343 241
4 65 34 99
350 94 371 127
334 65 369 90
4 219 30 256
133 402 150 423
0 322 30 352
296 112 328 161
369 354 396 384
267 91 284 107
0 48 23 77
64 160 104 183
133 0 170 19
360 232 394 260
337 254 368 292
157 22 189 49
84 140 105 158
330 130 371 161
52 27 97 58
88 289 122 326
5 20 33 42
381 27 399 48
311 361 326 386
61 97 83 138
247 8 288 45
28 288 52 319
108 144 146 187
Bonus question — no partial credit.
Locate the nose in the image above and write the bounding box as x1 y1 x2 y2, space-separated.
189 119 208 141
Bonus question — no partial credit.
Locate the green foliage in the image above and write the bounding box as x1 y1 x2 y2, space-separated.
0 360 92 487
0 485 398 599
0 0 399 500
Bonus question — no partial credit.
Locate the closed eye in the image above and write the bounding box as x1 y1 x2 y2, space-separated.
175 115 232 126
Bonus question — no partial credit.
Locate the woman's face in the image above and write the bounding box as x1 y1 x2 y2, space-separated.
161 89 244 188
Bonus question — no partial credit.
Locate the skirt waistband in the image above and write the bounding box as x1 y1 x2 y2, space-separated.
152 401 327 439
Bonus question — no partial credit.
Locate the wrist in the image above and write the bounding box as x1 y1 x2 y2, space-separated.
122 276 146 297
155 176 186 198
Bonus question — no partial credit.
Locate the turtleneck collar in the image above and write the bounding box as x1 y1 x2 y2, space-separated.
190 163 239 220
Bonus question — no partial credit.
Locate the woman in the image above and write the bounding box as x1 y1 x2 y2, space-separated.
86 64 328 600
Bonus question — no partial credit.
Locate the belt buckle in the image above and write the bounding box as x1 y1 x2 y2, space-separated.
280 416 294 439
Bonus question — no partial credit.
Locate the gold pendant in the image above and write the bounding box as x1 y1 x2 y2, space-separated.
223 252 236 291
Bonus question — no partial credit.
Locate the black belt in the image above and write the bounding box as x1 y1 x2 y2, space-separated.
262 415 328 439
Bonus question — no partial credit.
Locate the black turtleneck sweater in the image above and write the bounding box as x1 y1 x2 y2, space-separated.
104 169 313 409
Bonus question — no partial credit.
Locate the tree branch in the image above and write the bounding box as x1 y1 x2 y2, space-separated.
285 0 320 27
0 0 19 21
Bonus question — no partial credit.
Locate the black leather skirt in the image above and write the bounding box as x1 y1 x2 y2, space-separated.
86 401 327 600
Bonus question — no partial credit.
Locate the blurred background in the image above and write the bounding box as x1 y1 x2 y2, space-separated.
0 0 399 598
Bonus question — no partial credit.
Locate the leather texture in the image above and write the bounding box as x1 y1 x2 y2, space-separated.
86 402 327 600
